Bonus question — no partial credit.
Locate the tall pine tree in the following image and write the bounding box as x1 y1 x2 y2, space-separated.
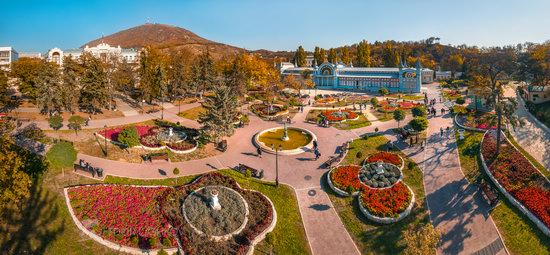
79 53 109 113
191 49 215 98
36 62 62 115
60 56 82 113
198 82 238 142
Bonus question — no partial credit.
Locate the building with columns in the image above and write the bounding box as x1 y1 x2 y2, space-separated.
47 43 139 66
281 60 424 93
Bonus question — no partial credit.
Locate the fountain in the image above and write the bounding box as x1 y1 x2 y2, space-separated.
254 126 317 155
375 160 385 175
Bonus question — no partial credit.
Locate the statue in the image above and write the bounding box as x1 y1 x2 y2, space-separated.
375 160 385 175
209 189 221 210
168 127 173 137
282 122 289 141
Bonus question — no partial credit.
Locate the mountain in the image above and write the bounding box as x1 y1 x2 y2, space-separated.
82 23 244 58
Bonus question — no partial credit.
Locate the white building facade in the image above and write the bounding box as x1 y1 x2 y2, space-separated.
0 46 19 70
47 43 139 66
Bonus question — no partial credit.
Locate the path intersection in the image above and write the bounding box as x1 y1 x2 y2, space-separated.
54 84 507 255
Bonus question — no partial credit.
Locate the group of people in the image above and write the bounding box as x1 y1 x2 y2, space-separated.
77 159 104 178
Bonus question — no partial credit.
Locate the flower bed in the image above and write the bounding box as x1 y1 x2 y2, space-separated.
360 182 412 218
66 172 277 254
98 126 155 141
456 111 506 132
378 100 419 112
329 165 362 194
481 131 550 233
67 185 175 249
321 109 358 122
250 104 287 117
366 152 402 166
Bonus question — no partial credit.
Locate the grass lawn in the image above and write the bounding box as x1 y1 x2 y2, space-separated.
177 105 206 120
455 129 550 254
386 94 424 101
326 135 431 254
371 109 393 122
46 141 77 172
334 115 372 130
8 168 310 255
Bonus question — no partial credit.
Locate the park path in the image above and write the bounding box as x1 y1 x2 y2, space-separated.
405 84 506 255
504 86 550 170
21 102 202 131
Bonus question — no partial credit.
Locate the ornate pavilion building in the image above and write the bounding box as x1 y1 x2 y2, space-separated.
281 60 428 93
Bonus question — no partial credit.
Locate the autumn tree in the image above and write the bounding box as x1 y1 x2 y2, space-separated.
293 46 307 67
112 58 135 95
10 57 43 100
68 115 85 135
328 48 338 63
0 133 32 212
284 75 302 96
0 69 10 109
382 42 400 67
356 40 371 67
446 54 464 77
319 48 327 64
79 53 109 113
340 47 351 65
403 223 440 255
139 46 166 102
517 42 550 89
313 47 323 66
198 82 238 142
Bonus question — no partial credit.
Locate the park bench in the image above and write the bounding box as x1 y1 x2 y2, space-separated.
479 180 499 208
143 152 169 162
74 159 104 178
146 109 160 114
236 164 264 179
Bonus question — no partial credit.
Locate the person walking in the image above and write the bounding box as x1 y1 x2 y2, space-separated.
440 127 444 137
313 139 318 150
257 147 262 158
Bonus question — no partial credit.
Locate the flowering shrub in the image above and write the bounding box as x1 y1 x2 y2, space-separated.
68 185 175 249
321 110 358 122
360 182 412 218
330 165 362 191
481 132 550 229
366 152 401 166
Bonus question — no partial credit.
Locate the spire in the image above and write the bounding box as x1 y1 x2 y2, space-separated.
294 58 297 67
416 59 422 69
349 61 353 68
314 59 317 68
399 57 404 68
403 57 408 68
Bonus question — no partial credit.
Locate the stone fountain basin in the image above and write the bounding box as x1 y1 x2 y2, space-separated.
253 127 317 156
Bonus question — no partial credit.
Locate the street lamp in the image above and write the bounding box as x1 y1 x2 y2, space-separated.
271 144 282 187
160 85 164 120
142 99 145 114
104 124 108 157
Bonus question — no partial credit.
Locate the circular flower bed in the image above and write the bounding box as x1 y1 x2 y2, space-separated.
360 182 413 218
316 97 337 104
328 165 361 195
359 162 402 188
65 172 277 254
97 125 197 153
182 186 248 237
321 109 359 122
250 104 287 117
365 152 402 167
379 100 419 112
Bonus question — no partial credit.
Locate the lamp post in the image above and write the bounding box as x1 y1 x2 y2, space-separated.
104 124 108 157
271 144 281 187
160 85 164 120
142 99 145 114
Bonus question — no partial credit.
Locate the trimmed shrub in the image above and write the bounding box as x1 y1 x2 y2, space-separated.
245 169 252 178
456 97 465 105
157 248 169 255
408 161 416 170
356 151 363 159
117 126 141 147
173 167 180 176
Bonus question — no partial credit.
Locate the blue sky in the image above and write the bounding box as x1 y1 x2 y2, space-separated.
2 0 550 53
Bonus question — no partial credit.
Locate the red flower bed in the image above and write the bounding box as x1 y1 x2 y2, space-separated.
321 110 358 122
481 132 550 229
68 185 175 249
330 165 362 191
366 152 401 166
514 187 550 228
360 182 412 218
98 125 155 141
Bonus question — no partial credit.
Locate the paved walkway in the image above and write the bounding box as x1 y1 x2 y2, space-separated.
504 86 550 170
114 98 139 117
406 84 505 255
